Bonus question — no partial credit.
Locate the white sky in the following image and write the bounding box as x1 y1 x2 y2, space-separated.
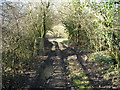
2 0 119 3
0 0 119 5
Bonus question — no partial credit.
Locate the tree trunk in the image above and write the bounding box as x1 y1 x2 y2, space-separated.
43 11 46 38
34 37 45 56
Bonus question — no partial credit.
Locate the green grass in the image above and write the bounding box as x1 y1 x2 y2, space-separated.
88 51 113 64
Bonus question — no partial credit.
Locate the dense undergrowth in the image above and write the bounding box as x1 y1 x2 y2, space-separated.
60 1 120 68
1 1 54 89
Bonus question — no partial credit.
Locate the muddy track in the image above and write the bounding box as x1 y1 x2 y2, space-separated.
44 41 70 88
25 41 72 88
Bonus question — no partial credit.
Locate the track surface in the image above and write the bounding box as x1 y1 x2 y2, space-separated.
23 38 119 89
